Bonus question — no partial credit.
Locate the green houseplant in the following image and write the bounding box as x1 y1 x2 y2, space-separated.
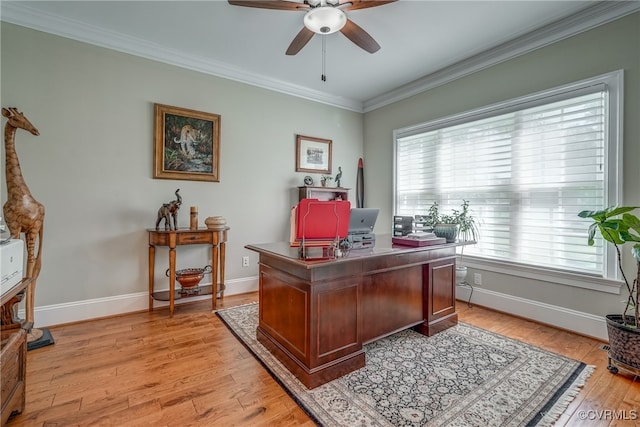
452 200 480 244
578 206 640 374
427 200 479 245
427 201 480 285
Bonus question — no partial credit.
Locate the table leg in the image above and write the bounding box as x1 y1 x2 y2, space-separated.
212 232 219 310
20 281 34 328
169 246 176 317
220 230 227 300
148 245 155 312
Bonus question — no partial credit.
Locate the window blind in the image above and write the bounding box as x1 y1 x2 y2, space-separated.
395 91 607 275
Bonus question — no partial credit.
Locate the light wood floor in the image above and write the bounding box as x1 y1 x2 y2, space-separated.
6 293 640 426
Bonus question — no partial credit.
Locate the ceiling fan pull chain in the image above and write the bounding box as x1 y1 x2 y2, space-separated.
321 35 327 82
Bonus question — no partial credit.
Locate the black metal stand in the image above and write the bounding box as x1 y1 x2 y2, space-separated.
607 355 640 377
27 327 54 351
457 280 474 307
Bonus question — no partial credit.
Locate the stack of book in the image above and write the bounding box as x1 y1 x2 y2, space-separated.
392 232 447 247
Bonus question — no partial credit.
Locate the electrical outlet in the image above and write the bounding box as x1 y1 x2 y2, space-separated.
242 256 250 267
473 273 482 285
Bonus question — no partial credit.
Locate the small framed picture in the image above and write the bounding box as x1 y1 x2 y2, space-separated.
153 103 221 182
295 134 332 174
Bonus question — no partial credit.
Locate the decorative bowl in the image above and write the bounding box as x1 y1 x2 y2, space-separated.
205 216 227 230
166 265 212 292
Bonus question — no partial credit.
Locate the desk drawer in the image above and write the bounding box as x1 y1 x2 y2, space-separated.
176 232 212 245
1 328 26 422
148 231 213 246
363 252 427 272
363 248 455 273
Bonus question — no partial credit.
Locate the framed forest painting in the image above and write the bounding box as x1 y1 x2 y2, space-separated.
153 103 221 182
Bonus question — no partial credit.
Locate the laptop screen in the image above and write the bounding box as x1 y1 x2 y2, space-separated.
348 208 379 235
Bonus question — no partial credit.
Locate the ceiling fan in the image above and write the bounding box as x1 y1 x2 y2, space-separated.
228 0 397 55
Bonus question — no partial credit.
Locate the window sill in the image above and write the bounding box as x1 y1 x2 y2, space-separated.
460 256 623 295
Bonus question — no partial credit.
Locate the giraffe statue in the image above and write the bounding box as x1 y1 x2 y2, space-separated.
2 107 45 341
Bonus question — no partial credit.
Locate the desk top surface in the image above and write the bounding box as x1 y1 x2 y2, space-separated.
246 234 474 266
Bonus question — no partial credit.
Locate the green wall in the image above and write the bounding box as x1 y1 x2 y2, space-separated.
1 22 363 309
363 12 640 320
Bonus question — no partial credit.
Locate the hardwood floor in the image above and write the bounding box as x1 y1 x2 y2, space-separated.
5 293 639 426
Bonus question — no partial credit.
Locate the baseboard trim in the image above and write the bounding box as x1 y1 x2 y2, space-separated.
23 277 259 328
456 285 608 341
26 278 607 341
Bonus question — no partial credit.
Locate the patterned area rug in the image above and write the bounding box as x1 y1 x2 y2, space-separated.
216 303 594 426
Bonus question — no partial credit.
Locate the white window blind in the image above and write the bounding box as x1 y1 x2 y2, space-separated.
394 72 623 280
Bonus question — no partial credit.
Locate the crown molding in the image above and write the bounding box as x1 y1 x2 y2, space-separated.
2 2 638 114
0 1 364 112
363 1 640 112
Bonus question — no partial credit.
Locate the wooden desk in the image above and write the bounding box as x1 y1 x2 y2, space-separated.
1 277 33 331
246 235 465 389
148 227 229 316
1 277 31 425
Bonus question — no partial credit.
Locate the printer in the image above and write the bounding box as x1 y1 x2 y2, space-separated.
1 239 25 297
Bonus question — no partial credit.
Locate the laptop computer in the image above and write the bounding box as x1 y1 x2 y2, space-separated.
348 208 379 235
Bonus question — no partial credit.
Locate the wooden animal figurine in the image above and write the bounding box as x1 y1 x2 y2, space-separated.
156 189 182 230
2 107 45 331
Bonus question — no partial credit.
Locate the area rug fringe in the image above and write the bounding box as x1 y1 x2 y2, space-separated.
533 364 596 427
216 303 595 427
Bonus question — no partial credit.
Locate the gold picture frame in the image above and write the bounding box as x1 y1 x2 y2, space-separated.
295 134 332 174
153 103 221 182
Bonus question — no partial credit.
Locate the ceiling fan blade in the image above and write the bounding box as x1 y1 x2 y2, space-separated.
228 0 310 11
337 0 397 12
340 19 380 53
286 27 315 55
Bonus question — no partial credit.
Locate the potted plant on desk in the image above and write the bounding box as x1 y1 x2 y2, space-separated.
578 206 640 375
427 200 479 284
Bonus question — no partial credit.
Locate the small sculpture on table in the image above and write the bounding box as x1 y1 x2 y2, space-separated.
334 166 343 187
156 189 182 230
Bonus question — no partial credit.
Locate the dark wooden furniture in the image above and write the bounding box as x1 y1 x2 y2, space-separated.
298 186 349 202
246 235 464 389
1 328 26 426
148 227 229 316
1 277 31 426
1 277 32 332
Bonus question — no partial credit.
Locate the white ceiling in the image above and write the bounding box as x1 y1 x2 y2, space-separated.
2 1 638 112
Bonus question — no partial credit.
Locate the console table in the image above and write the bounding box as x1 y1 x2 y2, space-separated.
148 227 229 316
246 235 467 389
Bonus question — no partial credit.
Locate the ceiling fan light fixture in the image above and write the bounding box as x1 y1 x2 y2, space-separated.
303 7 346 35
